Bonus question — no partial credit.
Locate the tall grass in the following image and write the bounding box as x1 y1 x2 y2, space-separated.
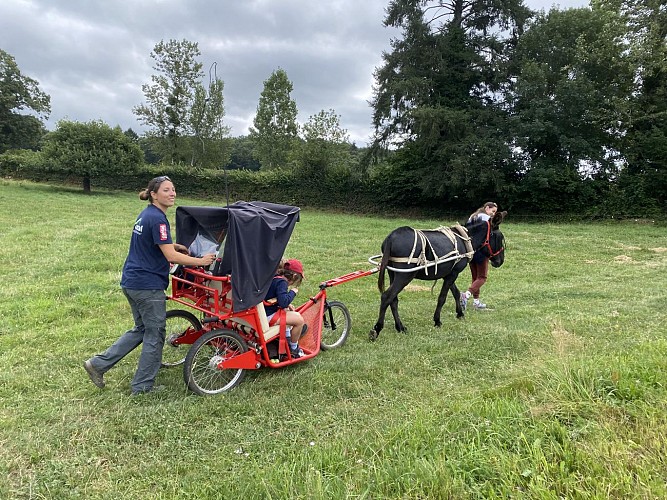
1 179 666 499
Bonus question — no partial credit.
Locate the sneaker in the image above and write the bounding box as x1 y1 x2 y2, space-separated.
473 299 487 310
131 384 166 396
290 347 305 359
460 291 471 312
83 359 105 388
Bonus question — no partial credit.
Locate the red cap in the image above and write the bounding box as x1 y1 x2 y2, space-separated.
284 259 305 278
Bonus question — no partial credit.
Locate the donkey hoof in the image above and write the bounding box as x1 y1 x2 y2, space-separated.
434 320 442 328
369 329 379 342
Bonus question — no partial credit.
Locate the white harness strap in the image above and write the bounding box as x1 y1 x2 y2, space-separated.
389 224 474 274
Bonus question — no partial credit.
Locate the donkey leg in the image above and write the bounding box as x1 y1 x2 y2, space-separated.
433 281 450 327
370 288 395 341
372 271 396 335
448 266 467 319
389 296 407 332
387 273 412 333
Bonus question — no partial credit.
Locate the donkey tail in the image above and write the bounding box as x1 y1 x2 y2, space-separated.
378 241 391 294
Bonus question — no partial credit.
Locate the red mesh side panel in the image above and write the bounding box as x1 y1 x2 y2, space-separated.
298 299 324 353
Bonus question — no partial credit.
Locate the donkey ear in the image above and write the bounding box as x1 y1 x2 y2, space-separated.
492 210 507 226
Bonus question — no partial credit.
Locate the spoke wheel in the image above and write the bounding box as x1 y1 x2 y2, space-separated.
320 300 351 350
184 329 248 395
162 309 202 367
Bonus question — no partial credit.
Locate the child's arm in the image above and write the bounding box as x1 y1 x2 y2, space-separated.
274 278 297 309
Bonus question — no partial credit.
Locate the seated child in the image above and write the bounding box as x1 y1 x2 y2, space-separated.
264 259 307 358
188 229 226 259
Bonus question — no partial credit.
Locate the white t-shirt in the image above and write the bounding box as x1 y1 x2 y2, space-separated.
468 213 491 224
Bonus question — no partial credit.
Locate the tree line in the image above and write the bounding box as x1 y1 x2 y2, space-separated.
1 0 665 217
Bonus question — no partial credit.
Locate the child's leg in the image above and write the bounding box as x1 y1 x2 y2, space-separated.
285 311 305 342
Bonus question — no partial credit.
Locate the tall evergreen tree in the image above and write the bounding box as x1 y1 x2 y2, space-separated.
249 68 299 170
370 0 531 207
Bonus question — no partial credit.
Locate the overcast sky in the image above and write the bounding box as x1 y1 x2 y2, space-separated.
1 0 588 146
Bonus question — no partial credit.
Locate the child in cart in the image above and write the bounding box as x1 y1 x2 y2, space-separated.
264 259 307 358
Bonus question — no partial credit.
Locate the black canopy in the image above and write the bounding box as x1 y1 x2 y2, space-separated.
175 201 300 312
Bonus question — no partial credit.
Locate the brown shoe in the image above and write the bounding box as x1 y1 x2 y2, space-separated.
83 359 105 388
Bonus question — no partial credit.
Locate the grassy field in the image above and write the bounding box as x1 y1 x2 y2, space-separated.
1 179 667 499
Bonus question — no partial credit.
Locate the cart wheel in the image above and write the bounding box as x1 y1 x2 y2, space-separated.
162 309 202 367
320 300 351 350
183 329 248 395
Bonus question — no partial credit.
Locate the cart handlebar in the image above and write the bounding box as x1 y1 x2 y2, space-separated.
319 268 378 290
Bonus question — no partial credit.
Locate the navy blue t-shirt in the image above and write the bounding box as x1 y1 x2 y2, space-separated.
264 276 296 316
120 204 173 290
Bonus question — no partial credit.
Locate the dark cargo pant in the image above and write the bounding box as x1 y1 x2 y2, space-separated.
89 289 166 393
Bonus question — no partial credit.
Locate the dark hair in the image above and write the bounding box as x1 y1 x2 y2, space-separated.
275 260 303 287
282 269 303 287
139 176 171 203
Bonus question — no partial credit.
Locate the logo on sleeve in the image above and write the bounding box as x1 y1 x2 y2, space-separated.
159 224 168 241
133 217 143 235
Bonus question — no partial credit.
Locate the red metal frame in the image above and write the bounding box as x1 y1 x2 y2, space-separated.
167 266 376 372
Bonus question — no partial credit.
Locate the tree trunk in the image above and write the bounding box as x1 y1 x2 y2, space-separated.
83 176 91 194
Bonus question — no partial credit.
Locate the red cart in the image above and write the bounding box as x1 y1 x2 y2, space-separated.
163 202 375 395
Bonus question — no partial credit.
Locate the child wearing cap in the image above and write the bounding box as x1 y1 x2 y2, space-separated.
264 259 307 358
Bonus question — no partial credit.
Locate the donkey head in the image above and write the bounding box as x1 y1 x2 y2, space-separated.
488 210 507 267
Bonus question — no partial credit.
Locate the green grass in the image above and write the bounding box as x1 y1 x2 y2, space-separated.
1 179 667 499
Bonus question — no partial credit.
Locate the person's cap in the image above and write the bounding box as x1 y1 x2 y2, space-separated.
284 259 305 278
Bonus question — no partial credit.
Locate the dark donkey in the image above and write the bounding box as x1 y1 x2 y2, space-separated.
369 211 506 341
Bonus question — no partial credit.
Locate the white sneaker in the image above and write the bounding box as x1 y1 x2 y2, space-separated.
460 291 472 311
473 299 487 310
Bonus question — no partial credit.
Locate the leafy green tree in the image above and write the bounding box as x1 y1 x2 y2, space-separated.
42 120 143 193
509 6 635 212
298 109 351 178
249 68 299 169
134 39 202 163
0 49 51 153
512 9 632 169
370 0 531 207
225 136 260 171
133 40 229 166
190 75 231 168
603 0 667 213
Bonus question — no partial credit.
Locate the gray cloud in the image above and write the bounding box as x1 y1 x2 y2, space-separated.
1 0 587 146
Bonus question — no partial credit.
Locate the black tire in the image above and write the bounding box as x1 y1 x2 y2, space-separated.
321 300 351 350
162 309 202 368
183 329 248 395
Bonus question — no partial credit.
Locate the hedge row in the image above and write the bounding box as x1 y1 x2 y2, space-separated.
0 149 382 213
2 149 663 221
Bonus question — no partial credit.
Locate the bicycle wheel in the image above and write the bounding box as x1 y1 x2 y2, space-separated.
320 300 351 350
162 309 202 367
184 329 248 395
